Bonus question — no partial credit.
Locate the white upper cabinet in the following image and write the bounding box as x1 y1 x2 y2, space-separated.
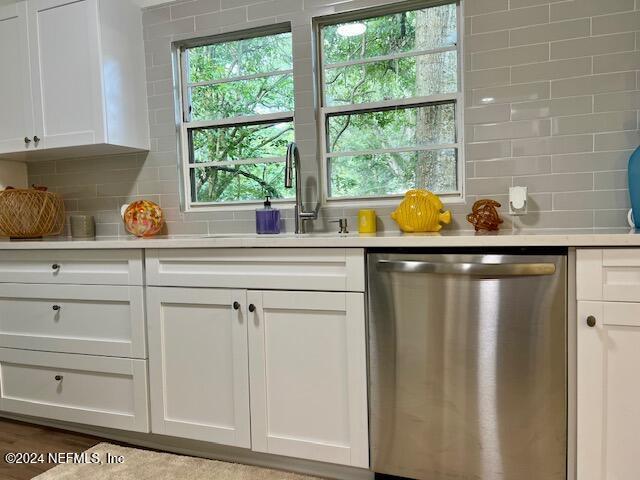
0 2 34 153
0 0 149 159
28 0 104 150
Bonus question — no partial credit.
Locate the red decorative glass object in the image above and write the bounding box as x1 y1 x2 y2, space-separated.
467 199 503 232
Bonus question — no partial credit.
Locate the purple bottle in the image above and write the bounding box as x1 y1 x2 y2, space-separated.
256 196 281 234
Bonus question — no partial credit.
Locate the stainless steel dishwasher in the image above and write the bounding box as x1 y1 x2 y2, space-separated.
368 250 567 480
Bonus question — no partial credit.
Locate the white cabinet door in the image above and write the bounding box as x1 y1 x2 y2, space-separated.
147 287 251 448
577 301 640 480
248 290 369 468
27 0 104 149
0 2 34 154
0 348 149 432
0 283 146 358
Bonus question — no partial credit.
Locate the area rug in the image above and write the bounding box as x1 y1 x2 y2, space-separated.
34 442 324 480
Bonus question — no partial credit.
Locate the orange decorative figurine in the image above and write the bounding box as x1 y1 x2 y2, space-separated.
467 199 503 232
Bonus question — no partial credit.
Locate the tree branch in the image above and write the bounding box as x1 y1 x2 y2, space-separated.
213 165 280 197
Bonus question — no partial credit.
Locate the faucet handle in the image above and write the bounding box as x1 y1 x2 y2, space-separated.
330 218 349 234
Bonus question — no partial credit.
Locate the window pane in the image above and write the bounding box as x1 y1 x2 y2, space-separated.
328 149 457 198
324 51 457 106
323 4 457 64
190 74 294 121
191 122 293 163
192 163 294 203
188 32 292 83
328 103 455 153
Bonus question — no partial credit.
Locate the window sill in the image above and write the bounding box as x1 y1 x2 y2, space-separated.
325 193 465 210
185 193 464 213
186 200 296 212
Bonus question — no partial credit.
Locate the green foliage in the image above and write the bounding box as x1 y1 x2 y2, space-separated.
187 33 295 203
193 163 291 202
330 149 457 198
189 33 292 83
328 103 456 152
185 3 459 204
323 4 459 196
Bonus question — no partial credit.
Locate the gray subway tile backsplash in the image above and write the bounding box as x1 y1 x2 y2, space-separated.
25 0 640 235
508 18 590 47
170 0 221 20
592 10 640 35
550 0 634 22
471 5 550 34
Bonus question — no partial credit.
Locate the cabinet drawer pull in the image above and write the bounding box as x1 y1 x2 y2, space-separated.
586 315 597 327
34 135 41 143
54 375 63 381
52 264 60 271
52 305 61 311
24 137 31 144
233 301 240 310
248 304 256 313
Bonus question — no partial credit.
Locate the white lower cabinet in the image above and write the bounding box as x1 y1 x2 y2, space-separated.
577 301 640 480
146 287 369 468
147 287 251 448
248 290 368 468
0 348 149 432
0 283 145 358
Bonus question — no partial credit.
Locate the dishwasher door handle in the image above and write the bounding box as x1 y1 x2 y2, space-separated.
377 260 556 277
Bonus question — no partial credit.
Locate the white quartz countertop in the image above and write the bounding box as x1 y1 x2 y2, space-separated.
1 229 640 249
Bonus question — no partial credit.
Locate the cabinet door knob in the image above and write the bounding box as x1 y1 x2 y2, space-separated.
52 264 60 270
52 305 61 311
586 315 597 327
233 301 240 310
54 375 63 381
24 137 31 144
248 304 256 313
34 136 41 143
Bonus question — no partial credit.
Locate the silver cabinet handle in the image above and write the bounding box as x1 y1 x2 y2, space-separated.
377 260 556 277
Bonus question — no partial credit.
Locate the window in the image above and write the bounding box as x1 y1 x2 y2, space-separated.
319 2 462 201
179 27 295 208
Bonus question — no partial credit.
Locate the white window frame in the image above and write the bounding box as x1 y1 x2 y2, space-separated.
316 0 465 207
176 24 295 212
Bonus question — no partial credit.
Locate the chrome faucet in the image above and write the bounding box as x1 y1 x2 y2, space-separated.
285 142 318 234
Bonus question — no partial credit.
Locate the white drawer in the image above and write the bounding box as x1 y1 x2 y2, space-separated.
0 250 143 285
0 348 149 432
577 249 640 301
146 248 365 292
0 284 146 358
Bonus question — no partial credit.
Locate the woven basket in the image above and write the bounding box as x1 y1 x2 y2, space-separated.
0 189 65 238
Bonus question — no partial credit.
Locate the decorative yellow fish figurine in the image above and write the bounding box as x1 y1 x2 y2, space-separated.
391 189 452 232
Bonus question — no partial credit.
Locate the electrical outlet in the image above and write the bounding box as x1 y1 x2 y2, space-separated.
509 186 528 215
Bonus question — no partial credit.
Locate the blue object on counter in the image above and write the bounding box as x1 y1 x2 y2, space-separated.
256 196 281 234
628 145 640 228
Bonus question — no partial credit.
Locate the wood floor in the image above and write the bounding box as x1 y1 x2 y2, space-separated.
0 418 100 480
